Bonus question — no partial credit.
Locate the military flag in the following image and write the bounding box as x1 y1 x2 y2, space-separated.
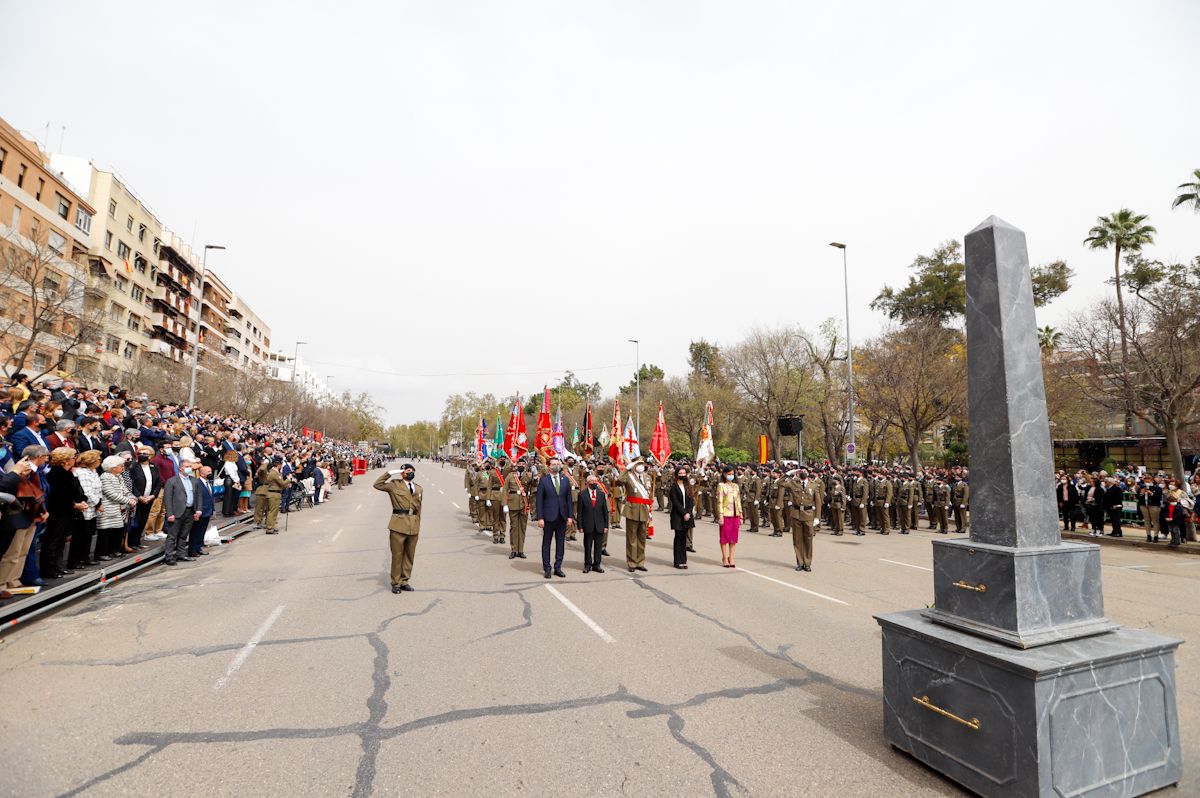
695 401 715 464
492 414 504 459
535 386 555 460
474 418 486 462
649 402 671 464
505 396 528 461
580 402 594 458
607 398 622 464
758 434 768 464
621 413 640 464
552 407 571 459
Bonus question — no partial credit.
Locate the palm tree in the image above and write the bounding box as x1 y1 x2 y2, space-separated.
1083 209 1155 435
1172 168 1200 214
1038 325 1062 354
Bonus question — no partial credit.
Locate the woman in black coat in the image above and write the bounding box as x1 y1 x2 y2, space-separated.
1056 475 1079 531
668 464 696 569
44 449 86 578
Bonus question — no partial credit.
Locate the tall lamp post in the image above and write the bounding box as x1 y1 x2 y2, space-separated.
292 341 307 385
628 338 640 441
188 244 225 408
829 242 856 464
322 375 334 439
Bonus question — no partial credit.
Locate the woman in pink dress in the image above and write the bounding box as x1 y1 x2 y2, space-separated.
717 464 743 567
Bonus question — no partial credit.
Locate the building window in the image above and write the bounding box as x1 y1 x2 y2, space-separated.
130 285 144 302
123 344 136 359
9 206 18 229
47 231 67 255
137 223 146 242
0 147 5 173
127 314 140 331
113 278 127 296
32 352 48 371
17 164 26 188
105 231 113 250
125 216 133 232
74 207 92 235
55 194 70 220
36 178 45 201
105 335 120 353
42 275 62 294
108 199 116 218
116 240 131 259
134 256 146 273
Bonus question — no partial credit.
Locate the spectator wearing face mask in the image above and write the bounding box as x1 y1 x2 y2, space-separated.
162 459 202 565
668 466 695 569
187 464 216 558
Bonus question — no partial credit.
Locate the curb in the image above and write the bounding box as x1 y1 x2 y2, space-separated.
1062 530 1200 555
1 513 254 633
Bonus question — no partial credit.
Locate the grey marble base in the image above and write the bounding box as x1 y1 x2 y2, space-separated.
927 538 1117 648
877 610 1181 797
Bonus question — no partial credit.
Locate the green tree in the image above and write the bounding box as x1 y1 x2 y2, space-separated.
687 339 723 382
619 363 665 394
873 241 1071 324
1171 168 1200 214
1083 208 1156 376
1038 325 1062 354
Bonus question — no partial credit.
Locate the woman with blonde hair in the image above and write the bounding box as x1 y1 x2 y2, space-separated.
97 456 136 560
220 449 241 517
72 449 103 567
717 464 743 568
45 447 85 577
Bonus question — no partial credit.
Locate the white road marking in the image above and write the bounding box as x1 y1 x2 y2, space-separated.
879 558 933 572
1104 564 1152 570
214 605 285 691
355 503 363 512
737 567 850 606
438 489 444 494
545 585 615 643
452 502 461 509
330 528 343 543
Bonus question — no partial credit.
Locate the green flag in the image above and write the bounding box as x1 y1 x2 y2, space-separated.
492 414 504 458
572 423 580 447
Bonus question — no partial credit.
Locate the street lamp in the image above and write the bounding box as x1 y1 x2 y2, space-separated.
188 244 225 408
829 242 856 464
292 341 307 385
628 338 640 442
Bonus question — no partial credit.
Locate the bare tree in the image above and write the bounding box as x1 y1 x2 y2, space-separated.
0 228 105 380
724 326 813 458
802 319 849 461
855 320 967 467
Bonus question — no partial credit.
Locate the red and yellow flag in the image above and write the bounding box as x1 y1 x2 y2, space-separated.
649 402 671 465
535 386 555 461
607 398 622 464
758 435 768 464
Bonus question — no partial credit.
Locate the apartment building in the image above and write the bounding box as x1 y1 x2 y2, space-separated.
50 155 162 383
226 292 272 370
267 351 332 401
151 229 198 365
196 269 232 368
0 119 95 377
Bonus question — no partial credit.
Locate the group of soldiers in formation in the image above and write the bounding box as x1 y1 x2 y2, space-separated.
461 454 972 568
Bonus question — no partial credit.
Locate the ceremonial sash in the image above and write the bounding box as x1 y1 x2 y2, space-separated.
627 496 653 506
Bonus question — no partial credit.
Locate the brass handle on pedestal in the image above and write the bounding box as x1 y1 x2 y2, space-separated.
952 579 987 593
913 695 981 731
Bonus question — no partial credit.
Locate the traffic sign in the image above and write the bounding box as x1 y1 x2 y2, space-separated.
846 443 856 455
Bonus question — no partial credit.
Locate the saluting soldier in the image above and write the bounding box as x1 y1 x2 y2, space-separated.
872 471 893 534
619 457 654 571
374 463 422 593
952 476 970 533
783 468 820 571
502 462 530 559
850 470 870 535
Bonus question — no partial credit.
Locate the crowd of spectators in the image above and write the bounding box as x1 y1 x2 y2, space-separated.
0 373 384 600
1055 467 1197 546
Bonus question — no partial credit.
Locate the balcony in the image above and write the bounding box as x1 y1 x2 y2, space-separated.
151 283 191 315
151 338 187 363
151 311 194 344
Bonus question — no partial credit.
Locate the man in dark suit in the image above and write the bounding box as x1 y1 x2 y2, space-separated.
575 471 609 574
1105 477 1126 537
75 417 109 460
188 464 216 557
535 456 574 579
162 461 203 565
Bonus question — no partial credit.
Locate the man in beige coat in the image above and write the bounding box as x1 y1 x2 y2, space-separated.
375 464 423 593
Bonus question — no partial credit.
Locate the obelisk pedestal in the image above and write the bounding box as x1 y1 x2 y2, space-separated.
876 217 1181 797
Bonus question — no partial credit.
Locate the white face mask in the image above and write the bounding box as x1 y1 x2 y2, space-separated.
635 465 645 474
725 474 734 481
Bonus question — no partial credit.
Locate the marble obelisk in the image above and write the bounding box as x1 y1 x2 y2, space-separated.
875 217 1181 797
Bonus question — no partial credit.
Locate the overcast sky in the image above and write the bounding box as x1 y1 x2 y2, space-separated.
5 1 1198 425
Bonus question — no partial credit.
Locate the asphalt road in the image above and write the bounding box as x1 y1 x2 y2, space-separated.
1 466 1195 797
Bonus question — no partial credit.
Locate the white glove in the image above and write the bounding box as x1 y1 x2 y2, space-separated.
473 495 479 500
908 505 913 509
388 469 403 476
486 500 492 507
959 504 966 509
774 506 781 510
502 506 509 514
858 503 865 509
885 503 890 508
814 520 821 528
787 502 793 506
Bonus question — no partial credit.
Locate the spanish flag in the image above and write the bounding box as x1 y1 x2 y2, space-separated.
123 258 133 274
759 435 768 464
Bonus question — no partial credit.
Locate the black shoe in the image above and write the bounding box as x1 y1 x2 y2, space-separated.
686 546 696 552
804 565 812 572
197 550 210 555
181 556 197 562
795 565 804 571
593 566 605 574
164 560 177 566
629 568 636 573
544 571 552 579
635 565 647 572
601 549 609 556
399 584 414 592
674 564 687 569
392 585 403 594
583 566 591 574
553 569 566 578
266 529 279 535
518 553 527 559
61 568 77 576
509 552 518 559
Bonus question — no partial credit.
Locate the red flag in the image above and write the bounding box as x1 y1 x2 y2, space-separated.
535 386 555 461
302 426 310 438
607 398 622 464
581 402 594 458
475 418 485 462
758 435 768 464
506 396 528 461
649 402 671 465
315 431 323 443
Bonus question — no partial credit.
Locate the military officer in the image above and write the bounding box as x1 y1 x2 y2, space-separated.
611 462 626 530
261 456 289 534
466 462 481 525
619 457 654 571
827 477 847 535
478 462 504 543
767 469 786 536
952 476 970 533
872 471 893 534
850 470 870 535
503 461 530 559
374 464 422 593
741 467 762 532
932 477 952 533
252 459 271 529
783 468 820 571
922 470 938 529
898 474 922 534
